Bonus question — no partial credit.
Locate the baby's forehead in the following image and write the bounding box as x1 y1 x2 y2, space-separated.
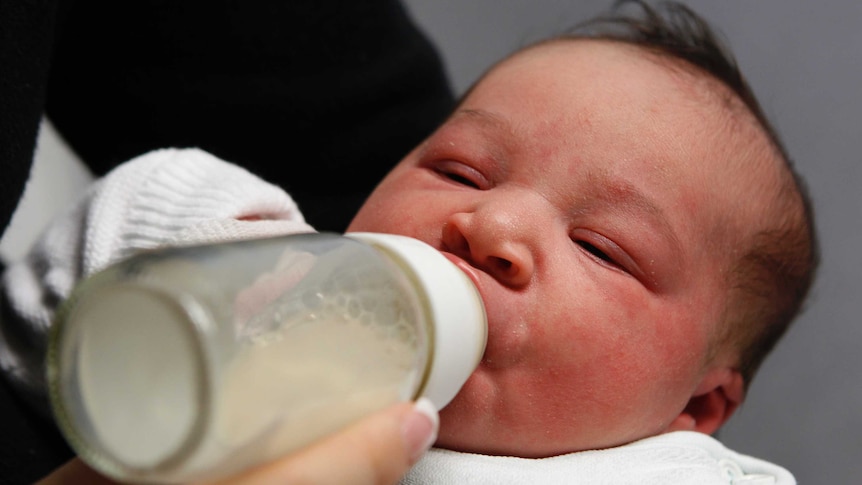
523 38 745 112
533 40 779 178
482 39 770 167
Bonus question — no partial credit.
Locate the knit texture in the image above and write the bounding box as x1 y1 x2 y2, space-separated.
401 431 795 485
0 148 312 413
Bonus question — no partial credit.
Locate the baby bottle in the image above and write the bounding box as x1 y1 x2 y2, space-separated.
46 232 486 483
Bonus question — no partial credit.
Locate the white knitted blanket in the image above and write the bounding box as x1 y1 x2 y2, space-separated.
401 431 795 484
0 148 312 411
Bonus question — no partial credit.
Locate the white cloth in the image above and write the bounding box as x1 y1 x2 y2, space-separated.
0 148 312 411
401 431 795 484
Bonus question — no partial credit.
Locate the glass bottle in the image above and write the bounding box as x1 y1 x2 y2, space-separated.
47 232 487 483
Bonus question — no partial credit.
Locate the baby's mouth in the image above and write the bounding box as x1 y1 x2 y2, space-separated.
440 251 483 295
439 251 495 362
439 251 528 369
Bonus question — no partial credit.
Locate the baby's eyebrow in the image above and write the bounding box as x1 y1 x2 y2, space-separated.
453 108 509 130
588 170 684 257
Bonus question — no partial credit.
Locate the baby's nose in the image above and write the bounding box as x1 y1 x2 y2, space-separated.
442 193 545 288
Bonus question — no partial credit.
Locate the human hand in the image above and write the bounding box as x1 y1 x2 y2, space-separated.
208 398 438 485
38 398 438 485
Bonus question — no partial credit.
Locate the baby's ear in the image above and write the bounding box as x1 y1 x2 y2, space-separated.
666 367 745 435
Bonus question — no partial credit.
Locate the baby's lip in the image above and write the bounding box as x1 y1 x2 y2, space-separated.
440 251 522 368
440 251 483 294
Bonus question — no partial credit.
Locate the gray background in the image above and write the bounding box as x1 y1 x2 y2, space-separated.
0 1 858 483
400 0 861 483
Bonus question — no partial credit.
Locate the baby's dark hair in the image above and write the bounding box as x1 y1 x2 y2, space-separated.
560 0 819 387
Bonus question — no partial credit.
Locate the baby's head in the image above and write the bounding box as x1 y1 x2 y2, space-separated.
348 1 817 458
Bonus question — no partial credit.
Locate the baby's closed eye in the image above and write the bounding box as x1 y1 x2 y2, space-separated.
431 160 489 189
570 229 633 275
577 240 615 264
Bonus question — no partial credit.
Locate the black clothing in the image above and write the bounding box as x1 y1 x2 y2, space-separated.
44 0 454 233
0 0 60 236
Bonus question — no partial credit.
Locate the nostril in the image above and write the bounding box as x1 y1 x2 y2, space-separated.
442 220 471 257
487 254 533 288
489 256 513 273
442 237 470 260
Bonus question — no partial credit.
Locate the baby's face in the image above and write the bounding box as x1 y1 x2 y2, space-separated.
349 40 757 457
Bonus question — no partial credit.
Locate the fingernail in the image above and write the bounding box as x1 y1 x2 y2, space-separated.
402 397 439 463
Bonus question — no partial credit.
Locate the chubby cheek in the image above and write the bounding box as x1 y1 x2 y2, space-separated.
438 283 709 456
565 297 706 423
347 178 445 240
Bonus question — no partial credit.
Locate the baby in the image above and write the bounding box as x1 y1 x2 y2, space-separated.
1 1 816 483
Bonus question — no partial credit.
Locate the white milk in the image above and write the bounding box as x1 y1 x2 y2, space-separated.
76 282 423 482
213 308 419 471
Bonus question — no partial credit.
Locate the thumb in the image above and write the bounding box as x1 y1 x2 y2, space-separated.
209 398 439 485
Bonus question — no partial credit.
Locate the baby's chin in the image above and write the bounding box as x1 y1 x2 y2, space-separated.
434 410 639 459
433 375 567 458
433 371 508 454
433 413 573 458
432 371 644 458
